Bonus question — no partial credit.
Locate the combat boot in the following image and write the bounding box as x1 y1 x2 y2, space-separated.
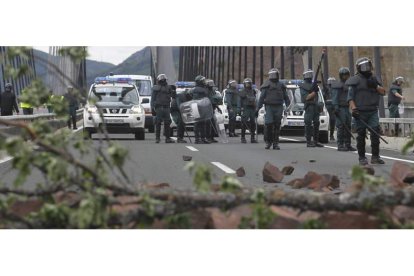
346 144 356 151
359 156 369 166
273 143 280 150
337 144 348 151
265 142 272 149
265 124 273 150
202 138 211 144
177 138 187 143
241 137 247 143
371 155 385 164
307 141 315 147
155 124 161 143
208 138 218 143
195 139 202 144
251 135 258 143
165 138 175 143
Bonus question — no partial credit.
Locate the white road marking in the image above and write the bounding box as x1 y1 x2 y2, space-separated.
0 156 13 164
281 137 414 164
170 137 177 141
211 162 236 174
186 146 199 152
280 137 303 142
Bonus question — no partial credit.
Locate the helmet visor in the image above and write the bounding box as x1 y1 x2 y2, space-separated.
358 60 372 72
303 70 313 79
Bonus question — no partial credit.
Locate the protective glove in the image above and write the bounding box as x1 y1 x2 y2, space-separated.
367 78 378 89
283 110 288 117
254 110 259 118
351 108 360 119
151 108 157 116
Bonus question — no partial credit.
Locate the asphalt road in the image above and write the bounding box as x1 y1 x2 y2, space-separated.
2 127 414 192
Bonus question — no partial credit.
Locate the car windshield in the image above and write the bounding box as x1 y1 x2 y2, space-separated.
90 86 139 104
135 80 152 96
290 88 323 104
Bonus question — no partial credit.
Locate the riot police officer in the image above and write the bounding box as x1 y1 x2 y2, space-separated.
256 68 290 150
225 80 239 137
0 83 19 116
171 86 190 143
346 57 386 165
151 74 175 143
325 77 336 141
206 79 222 143
299 69 323 147
388 76 405 136
192 75 211 144
331 67 356 152
238 78 258 143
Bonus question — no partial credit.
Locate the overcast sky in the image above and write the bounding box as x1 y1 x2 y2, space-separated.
34 46 145 65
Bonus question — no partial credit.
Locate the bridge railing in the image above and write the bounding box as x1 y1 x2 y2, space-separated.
379 118 414 137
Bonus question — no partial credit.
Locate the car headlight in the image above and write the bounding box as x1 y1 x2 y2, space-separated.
86 105 98 113
130 105 144 114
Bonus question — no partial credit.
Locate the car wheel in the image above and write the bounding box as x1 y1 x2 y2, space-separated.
148 126 155 133
135 130 145 140
319 131 329 143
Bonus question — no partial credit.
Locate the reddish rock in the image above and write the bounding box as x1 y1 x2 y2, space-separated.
362 165 375 176
297 211 321 222
286 178 306 189
145 183 170 189
9 199 44 217
392 205 414 225
281 166 295 175
262 162 284 183
304 172 339 191
236 167 246 177
321 211 380 229
189 209 214 229
269 206 301 229
116 195 141 205
111 204 140 214
53 191 81 206
390 161 414 188
207 204 252 229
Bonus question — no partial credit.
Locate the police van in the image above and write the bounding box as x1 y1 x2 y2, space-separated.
83 76 146 140
109 74 154 132
256 79 330 143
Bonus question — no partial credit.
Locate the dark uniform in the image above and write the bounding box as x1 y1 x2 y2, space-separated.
171 87 190 143
331 67 355 152
151 74 175 143
238 78 258 143
206 80 222 143
192 75 211 144
0 83 19 116
346 57 386 165
299 69 323 147
388 76 404 136
324 77 336 141
257 69 290 150
225 80 239 137
63 86 79 129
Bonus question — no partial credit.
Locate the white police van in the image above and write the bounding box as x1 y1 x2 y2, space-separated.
83 76 146 139
256 79 330 143
110 74 154 132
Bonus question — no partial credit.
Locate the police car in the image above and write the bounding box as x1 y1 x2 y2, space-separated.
109 74 154 132
83 76 146 140
256 79 330 143
220 84 260 131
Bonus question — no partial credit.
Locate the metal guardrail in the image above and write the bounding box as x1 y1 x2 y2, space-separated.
0 109 83 124
379 118 414 137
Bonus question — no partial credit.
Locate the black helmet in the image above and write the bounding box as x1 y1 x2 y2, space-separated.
206 79 215 88
268 68 279 81
228 79 237 89
243 78 252 88
356 57 373 74
338 67 350 82
303 69 313 80
195 75 206 86
5 83 12 92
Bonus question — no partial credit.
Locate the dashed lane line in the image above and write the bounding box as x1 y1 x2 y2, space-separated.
186 146 199 152
211 162 236 174
282 137 414 164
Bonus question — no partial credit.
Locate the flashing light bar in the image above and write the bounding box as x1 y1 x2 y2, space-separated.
237 84 257 90
175 81 196 88
94 76 133 84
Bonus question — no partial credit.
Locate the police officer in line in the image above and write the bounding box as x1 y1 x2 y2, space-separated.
346 57 386 165
0 83 19 116
388 76 405 136
191 75 211 144
299 69 323 147
331 67 356 152
225 79 239 137
151 74 175 144
238 78 258 144
171 86 189 143
256 68 290 150
64 86 79 129
20 101 33 115
206 79 222 143
324 77 336 141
